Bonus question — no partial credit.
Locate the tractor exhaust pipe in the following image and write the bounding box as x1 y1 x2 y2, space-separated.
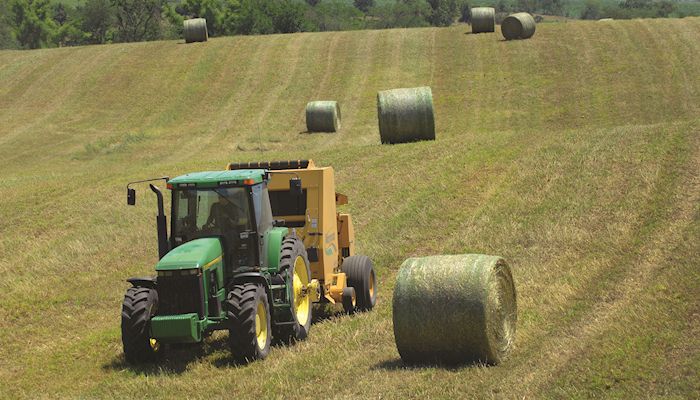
149 184 169 260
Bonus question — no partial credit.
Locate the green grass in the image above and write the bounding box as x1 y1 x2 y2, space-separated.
0 18 699 399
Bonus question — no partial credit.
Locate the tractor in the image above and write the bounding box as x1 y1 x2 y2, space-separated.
122 160 377 363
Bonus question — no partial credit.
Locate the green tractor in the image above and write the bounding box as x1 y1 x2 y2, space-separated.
122 160 376 363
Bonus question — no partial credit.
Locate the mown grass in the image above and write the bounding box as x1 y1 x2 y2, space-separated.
0 18 698 399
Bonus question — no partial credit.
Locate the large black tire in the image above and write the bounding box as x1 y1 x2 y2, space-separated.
121 286 161 363
342 255 377 312
226 283 271 363
274 236 312 342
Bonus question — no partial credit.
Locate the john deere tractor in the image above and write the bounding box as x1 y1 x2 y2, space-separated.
122 160 377 363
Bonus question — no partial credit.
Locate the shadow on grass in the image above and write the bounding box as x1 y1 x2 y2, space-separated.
102 336 241 375
371 358 486 372
103 306 346 374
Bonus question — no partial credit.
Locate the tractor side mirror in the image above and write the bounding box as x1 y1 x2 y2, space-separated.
290 178 302 197
127 188 136 206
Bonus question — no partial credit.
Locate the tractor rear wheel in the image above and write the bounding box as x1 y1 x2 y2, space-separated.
121 286 161 363
274 236 313 342
226 283 271 363
342 255 377 312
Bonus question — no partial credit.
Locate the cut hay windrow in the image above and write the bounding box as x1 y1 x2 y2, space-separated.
377 86 435 144
501 13 536 40
305 101 341 132
392 254 517 365
184 18 208 43
471 7 496 33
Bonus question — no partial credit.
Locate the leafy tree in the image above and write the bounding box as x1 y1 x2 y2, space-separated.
655 0 675 17
80 0 115 44
271 0 308 33
371 0 431 29
516 0 537 13
181 0 225 36
53 2 67 25
620 0 652 9
427 0 458 26
53 19 86 46
111 0 164 42
231 0 274 34
580 0 601 19
540 0 563 15
354 0 374 13
0 0 19 49
458 0 470 23
495 0 510 13
306 0 321 6
306 0 364 31
162 2 184 39
11 0 57 49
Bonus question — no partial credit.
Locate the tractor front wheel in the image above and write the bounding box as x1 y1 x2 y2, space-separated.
226 283 271 363
121 286 161 363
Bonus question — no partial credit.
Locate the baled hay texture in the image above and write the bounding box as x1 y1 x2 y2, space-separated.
306 101 341 132
393 254 517 365
377 86 435 144
471 7 496 33
184 18 208 44
501 13 536 40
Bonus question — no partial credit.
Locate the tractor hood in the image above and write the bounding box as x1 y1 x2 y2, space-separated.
156 238 222 271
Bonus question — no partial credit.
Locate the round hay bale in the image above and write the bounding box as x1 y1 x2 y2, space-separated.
377 86 435 144
305 101 341 132
471 7 495 33
392 254 517 365
501 13 536 40
184 18 208 43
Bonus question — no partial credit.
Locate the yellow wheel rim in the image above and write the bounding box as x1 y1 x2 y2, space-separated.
149 338 160 352
369 272 375 299
255 302 268 350
293 255 310 326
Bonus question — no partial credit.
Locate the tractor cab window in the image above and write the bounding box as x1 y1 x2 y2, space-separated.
172 187 253 243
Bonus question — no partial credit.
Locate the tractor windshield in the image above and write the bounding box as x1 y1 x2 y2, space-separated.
171 187 253 244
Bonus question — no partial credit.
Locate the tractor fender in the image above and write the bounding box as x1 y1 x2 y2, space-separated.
126 276 157 289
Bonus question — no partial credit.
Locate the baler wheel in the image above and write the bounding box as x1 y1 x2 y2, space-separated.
342 255 377 311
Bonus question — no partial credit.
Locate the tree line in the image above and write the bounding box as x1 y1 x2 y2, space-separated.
0 0 694 50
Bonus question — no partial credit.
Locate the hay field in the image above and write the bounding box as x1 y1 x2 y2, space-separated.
0 18 698 399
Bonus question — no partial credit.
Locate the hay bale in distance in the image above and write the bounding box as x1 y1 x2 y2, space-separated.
392 254 517 365
598 18 614 21
305 101 341 132
471 7 496 33
377 86 435 144
501 12 537 40
184 18 208 43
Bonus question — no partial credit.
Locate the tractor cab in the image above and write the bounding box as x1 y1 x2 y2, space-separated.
167 170 274 273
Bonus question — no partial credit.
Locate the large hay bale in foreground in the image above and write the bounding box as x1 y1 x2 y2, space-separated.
377 86 435 144
471 7 495 33
501 13 536 40
306 101 341 132
393 254 517 365
184 18 208 43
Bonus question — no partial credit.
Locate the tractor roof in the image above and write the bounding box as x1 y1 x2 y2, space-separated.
168 170 265 188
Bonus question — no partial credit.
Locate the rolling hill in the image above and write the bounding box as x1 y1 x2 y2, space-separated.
0 18 698 399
